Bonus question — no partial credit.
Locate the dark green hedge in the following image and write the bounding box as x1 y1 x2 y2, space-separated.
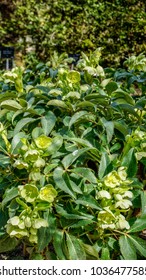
0 0 146 66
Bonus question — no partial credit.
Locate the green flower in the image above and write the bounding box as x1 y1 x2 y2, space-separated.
97 190 111 199
24 149 39 162
32 218 48 229
39 184 57 202
18 184 39 203
115 199 132 209
98 209 116 230
104 171 120 188
35 135 52 149
67 70 80 83
13 160 28 169
116 214 130 230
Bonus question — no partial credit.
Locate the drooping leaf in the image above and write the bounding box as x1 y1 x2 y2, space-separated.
71 167 97 184
128 235 146 258
69 111 89 128
41 111 56 136
53 230 66 260
11 132 26 153
129 215 146 233
47 100 68 109
62 147 90 169
119 235 137 260
75 195 101 210
2 188 18 209
121 148 137 177
13 117 36 135
53 167 76 198
101 247 110 260
38 212 56 252
98 152 112 179
0 234 19 253
1 100 22 111
65 233 86 260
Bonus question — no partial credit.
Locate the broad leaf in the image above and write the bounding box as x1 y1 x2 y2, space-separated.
129 215 146 233
76 195 102 210
119 235 137 260
38 212 56 252
0 234 19 253
121 148 137 177
129 235 146 258
41 111 56 136
53 231 66 260
71 167 97 184
65 233 86 260
2 188 18 209
101 247 110 260
13 117 36 135
1 100 22 111
98 152 112 179
62 147 90 169
69 110 89 128
53 167 76 198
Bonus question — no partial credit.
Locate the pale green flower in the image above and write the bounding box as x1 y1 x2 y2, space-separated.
7 216 20 226
116 214 130 230
24 149 39 162
114 194 123 201
104 171 120 188
32 218 48 229
35 135 52 149
115 199 132 209
117 167 127 181
13 160 28 169
39 185 57 202
98 190 111 199
123 191 133 199
18 184 39 203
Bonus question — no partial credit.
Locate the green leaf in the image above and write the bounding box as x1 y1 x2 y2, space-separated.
101 247 110 260
47 100 68 109
121 148 137 177
112 89 135 105
62 147 90 169
129 235 146 258
76 195 101 210
53 167 76 198
2 188 18 209
69 111 89 128
83 244 99 259
105 81 118 95
98 152 111 179
38 212 56 252
114 121 128 136
13 117 36 135
44 135 63 156
141 191 146 215
1 100 22 111
0 234 19 253
41 111 56 136
71 167 97 184
53 231 66 260
65 233 86 260
129 215 146 233
119 235 137 260
11 132 26 153
102 119 114 143
55 204 94 220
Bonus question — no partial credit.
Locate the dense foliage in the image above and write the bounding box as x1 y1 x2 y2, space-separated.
0 0 146 67
0 50 146 259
